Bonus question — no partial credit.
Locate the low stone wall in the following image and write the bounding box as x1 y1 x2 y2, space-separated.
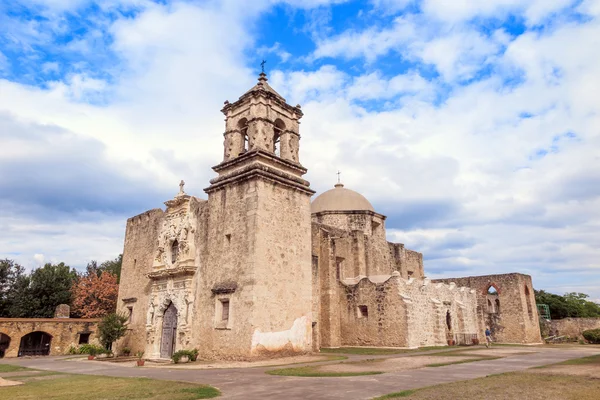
0 318 100 358
543 318 600 339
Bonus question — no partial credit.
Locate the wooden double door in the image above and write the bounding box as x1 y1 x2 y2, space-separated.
160 302 178 359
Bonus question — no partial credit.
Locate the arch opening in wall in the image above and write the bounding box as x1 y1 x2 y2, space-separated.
238 118 249 153
524 285 533 319
486 285 499 314
273 119 285 157
18 331 52 357
0 333 11 358
171 240 179 264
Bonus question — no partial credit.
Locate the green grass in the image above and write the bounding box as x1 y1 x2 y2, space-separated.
557 354 600 365
374 390 417 399
0 374 221 399
320 346 448 356
372 371 600 399
266 365 383 377
0 364 29 372
426 357 501 367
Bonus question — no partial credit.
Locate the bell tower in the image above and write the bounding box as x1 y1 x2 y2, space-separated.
201 72 315 358
221 72 303 163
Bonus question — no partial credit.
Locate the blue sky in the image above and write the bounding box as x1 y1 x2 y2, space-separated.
1 0 599 301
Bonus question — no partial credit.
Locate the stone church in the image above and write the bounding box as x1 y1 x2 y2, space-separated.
116 73 542 360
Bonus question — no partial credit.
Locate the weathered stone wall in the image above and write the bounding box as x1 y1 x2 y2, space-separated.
116 208 164 355
0 318 100 358
338 276 479 348
543 318 600 339
433 273 542 344
250 178 313 356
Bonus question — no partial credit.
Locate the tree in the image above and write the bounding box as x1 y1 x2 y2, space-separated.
72 271 119 318
535 290 600 319
86 255 122 283
0 259 25 317
9 263 77 318
100 254 122 283
98 312 128 350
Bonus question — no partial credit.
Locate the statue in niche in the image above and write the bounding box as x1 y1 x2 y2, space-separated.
146 299 156 326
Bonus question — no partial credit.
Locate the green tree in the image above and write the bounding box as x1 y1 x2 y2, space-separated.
86 255 122 283
98 312 129 350
9 263 78 318
535 290 600 319
0 259 26 317
100 254 122 283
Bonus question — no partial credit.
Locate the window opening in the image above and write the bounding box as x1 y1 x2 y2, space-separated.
221 299 230 321
358 305 368 318
171 240 179 264
127 306 133 323
78 333 90 345
446 311 452 330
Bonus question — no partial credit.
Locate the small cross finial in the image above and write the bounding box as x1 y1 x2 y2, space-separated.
260 60 266 74
337 170 341 183
178 179 185 195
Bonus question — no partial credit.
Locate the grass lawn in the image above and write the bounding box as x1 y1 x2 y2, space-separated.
372 371 600 399
0 368 220 399
0 364 29 372
320 346 449 356
266 365 383 377
557 354 600 365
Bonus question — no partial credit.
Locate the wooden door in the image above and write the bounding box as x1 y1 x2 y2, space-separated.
160 303 178 358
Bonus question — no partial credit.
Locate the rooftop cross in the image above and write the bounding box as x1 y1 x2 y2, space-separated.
260 59 266 74
337 170 341 183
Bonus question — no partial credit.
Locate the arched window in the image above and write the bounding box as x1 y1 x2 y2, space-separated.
238 118 249 153
171 240 179 264
273 119 285 157
525 285 533 319
486 285 499 314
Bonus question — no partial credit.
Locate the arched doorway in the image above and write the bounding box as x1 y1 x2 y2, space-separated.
160 302 178 359
0 333 11 358
18 331 52 356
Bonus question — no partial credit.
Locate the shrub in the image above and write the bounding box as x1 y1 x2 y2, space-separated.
136 351 144 360
77 344 106 355
582 328 600 344
121 347 131 356
172 349 199 364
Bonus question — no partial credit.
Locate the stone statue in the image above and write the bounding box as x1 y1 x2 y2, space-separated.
178 180 185 195
146 301 155 326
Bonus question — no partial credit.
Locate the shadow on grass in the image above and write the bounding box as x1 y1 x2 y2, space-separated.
266 365 383 377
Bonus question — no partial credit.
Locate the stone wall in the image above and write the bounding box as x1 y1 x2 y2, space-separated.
433 273 542 344
543 318 600 339
338 275 479 348
0 318 100 358
116 208 164 356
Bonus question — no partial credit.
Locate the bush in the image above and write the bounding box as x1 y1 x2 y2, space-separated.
78 344 106 356
172 349 199 364
121 347 131 356
582 328 600 344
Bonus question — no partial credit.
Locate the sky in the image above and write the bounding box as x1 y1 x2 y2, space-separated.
0 0 599 301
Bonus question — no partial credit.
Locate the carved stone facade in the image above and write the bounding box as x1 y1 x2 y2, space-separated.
116 73 542 361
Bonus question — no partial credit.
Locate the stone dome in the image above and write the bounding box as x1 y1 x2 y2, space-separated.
311 183 375 214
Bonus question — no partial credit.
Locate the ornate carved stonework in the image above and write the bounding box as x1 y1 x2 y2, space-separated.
144 187 198 359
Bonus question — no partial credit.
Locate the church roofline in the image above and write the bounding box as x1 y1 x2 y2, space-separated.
311 209 387 220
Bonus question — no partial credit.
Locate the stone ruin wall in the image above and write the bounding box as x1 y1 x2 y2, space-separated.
116 208 164 355
338 275 479 348
0 318 100 358
542 317 600 340
433 273 542 344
